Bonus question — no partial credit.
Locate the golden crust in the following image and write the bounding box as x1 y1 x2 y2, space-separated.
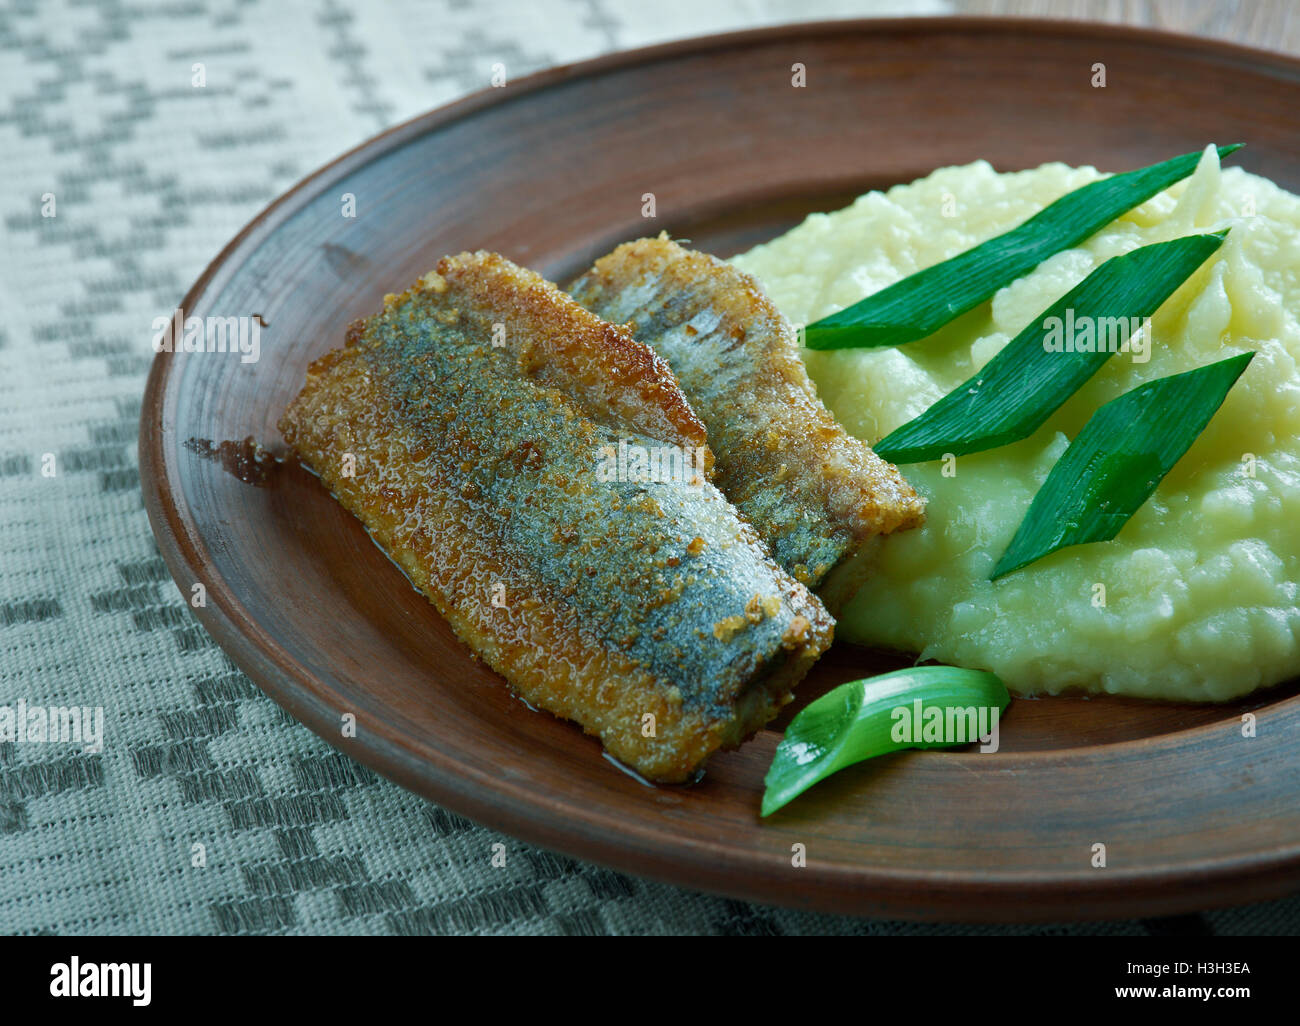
280 251 833 782
570 235 926 597
433 250 713 476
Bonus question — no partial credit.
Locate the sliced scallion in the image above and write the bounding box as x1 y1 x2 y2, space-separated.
872 231 1228 464
761 667 1010 816
991 352 1255 580
803 145 1243 351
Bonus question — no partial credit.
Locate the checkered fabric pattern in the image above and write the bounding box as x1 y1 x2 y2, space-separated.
2 0 1298 935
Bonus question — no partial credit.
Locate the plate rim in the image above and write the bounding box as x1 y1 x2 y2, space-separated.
139 16 1300 922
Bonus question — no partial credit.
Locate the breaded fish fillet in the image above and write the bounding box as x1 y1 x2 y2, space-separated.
569 235 925 607
279 251 833 783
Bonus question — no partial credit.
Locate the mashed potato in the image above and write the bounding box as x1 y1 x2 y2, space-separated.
732 146 1300 701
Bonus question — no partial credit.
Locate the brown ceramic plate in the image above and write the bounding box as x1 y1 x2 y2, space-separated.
140 18 1300 921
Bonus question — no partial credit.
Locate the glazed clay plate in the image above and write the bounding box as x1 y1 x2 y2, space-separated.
140 18 1300 921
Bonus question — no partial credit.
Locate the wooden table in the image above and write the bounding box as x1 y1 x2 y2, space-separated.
956 0 1300 55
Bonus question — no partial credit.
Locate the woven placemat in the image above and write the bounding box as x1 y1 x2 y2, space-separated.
1 0 1297 935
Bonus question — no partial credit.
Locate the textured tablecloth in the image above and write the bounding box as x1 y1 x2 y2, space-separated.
2 0 1298 936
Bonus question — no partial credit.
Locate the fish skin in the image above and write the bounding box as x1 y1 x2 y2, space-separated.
568 235 925 602
279 251 833 783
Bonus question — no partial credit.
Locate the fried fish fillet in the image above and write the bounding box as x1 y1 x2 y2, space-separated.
279 251 833 783
569 235 925 608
